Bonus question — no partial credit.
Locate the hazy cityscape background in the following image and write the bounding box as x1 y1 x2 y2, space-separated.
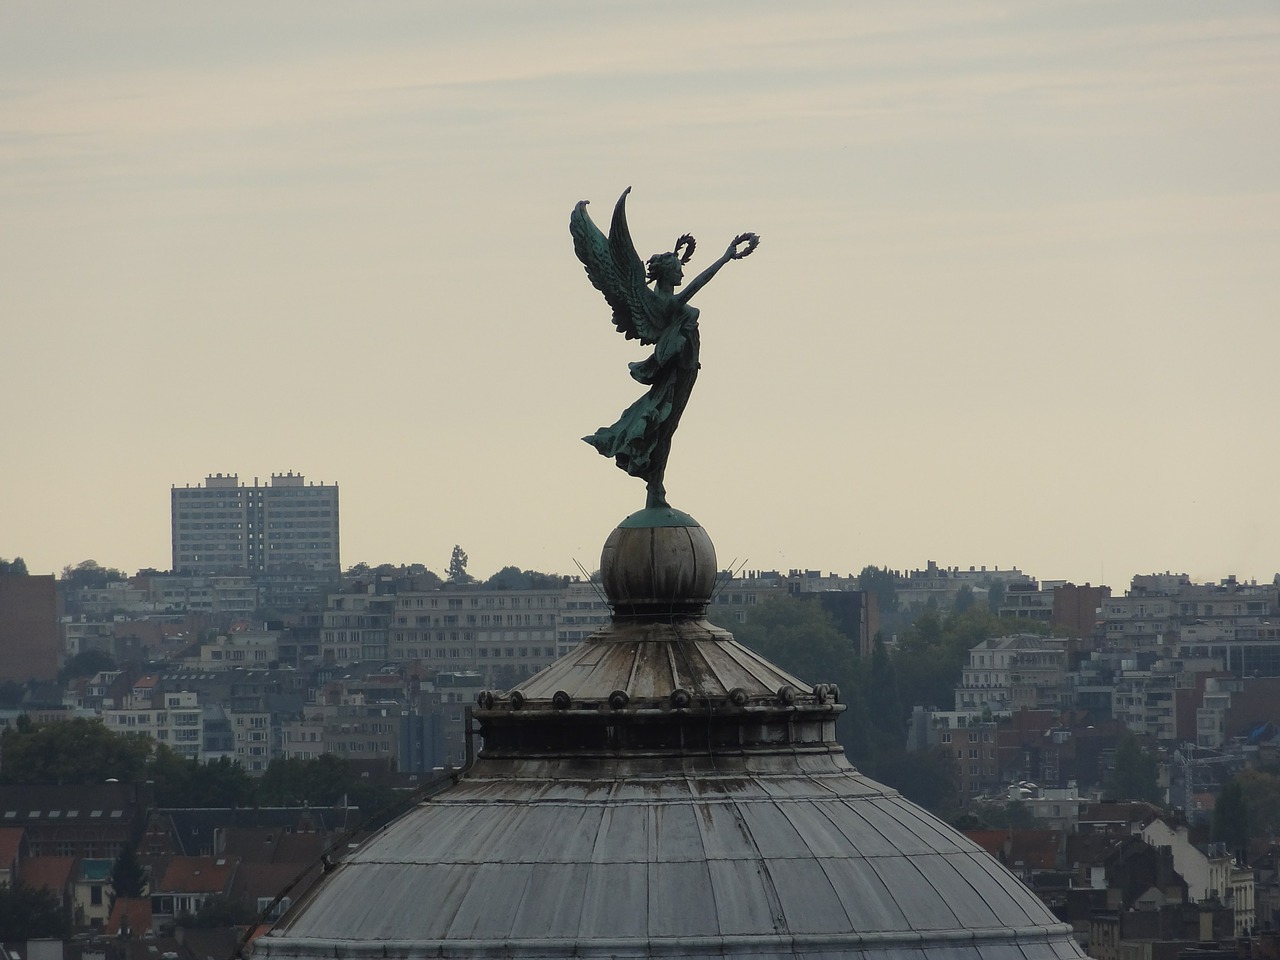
5 498 1280 941
3 2 1279 586
3 4 1280 947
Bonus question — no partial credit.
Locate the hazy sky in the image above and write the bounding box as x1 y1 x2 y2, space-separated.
3 1 1278 588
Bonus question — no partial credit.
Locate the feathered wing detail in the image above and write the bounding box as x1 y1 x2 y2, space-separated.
569 188 665 344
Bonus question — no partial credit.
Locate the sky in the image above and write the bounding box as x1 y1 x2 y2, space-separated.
2 1 1278 589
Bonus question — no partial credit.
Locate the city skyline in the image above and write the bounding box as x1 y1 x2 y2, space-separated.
3 3 1278 586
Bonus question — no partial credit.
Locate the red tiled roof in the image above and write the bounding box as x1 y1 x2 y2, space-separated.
0 827 24 869
107 897 153 936
1066 831 1122 867
155 855 238 894
963 829 1063 871
231 861 322 909
963 830 1008 859
219 826 326 865
20 854 76 891
1008 830 1063 870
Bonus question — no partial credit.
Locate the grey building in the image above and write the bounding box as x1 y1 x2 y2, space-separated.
171 472 339 576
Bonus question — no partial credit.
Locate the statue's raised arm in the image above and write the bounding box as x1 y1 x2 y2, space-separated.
571 188 758 511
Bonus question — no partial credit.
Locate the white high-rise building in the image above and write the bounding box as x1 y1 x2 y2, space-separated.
171 472 340 576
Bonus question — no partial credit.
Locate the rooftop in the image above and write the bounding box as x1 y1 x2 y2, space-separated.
253 514 1086 960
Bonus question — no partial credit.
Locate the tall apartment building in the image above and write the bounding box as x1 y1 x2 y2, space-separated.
171 472 339 576
0 573 59 682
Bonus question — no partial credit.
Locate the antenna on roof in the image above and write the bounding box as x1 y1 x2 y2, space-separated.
572 558 608 607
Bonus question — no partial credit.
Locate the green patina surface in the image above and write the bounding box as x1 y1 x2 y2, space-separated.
572 188 758 510
619 506 701 529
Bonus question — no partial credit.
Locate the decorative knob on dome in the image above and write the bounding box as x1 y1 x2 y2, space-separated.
600 509 716 620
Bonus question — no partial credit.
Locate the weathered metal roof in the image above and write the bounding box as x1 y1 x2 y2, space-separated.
259 755 1082 960
514 618 812 704
252 518 1085 960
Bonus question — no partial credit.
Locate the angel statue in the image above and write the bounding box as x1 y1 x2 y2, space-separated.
571 188 758 510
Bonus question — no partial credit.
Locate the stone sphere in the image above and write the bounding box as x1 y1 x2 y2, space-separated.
600 507 716 618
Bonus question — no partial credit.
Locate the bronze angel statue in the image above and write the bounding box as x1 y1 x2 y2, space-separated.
571 188 758 510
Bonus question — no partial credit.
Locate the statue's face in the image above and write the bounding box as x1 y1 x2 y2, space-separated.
654 258 682 286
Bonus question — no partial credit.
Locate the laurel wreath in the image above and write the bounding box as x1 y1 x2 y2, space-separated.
731 232 760 260
674 234 697 265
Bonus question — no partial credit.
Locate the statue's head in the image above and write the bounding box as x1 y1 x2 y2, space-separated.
647 233 696 286
646 252 683 286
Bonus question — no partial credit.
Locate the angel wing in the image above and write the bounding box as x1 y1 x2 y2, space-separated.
570 188 666 344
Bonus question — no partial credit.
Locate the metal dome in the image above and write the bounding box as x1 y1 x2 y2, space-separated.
252 513 1086 960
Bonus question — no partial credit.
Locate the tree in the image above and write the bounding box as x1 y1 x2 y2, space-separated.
58 648 116 685
717 596 861 695
891 605 1047 714
110 845 147 901
177 894 256 928
953 585 976 614
59 559 127 589
872 746 959 815
484 566 566 590
1004 800 1034 829
0 882 70 940
866 635 904 744
147 746 254 808
0 557 28 575
967 799 1034 830
447 546 472 584
257 754 354 807
404 563 444 588
189 755 256 807
1236 768 1280 839
709 596 865 751
0 717 151 784
485 566 532 590
0 682 26 709
1213 777 1250 860
1106 733 1161 804
856 565 899 614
